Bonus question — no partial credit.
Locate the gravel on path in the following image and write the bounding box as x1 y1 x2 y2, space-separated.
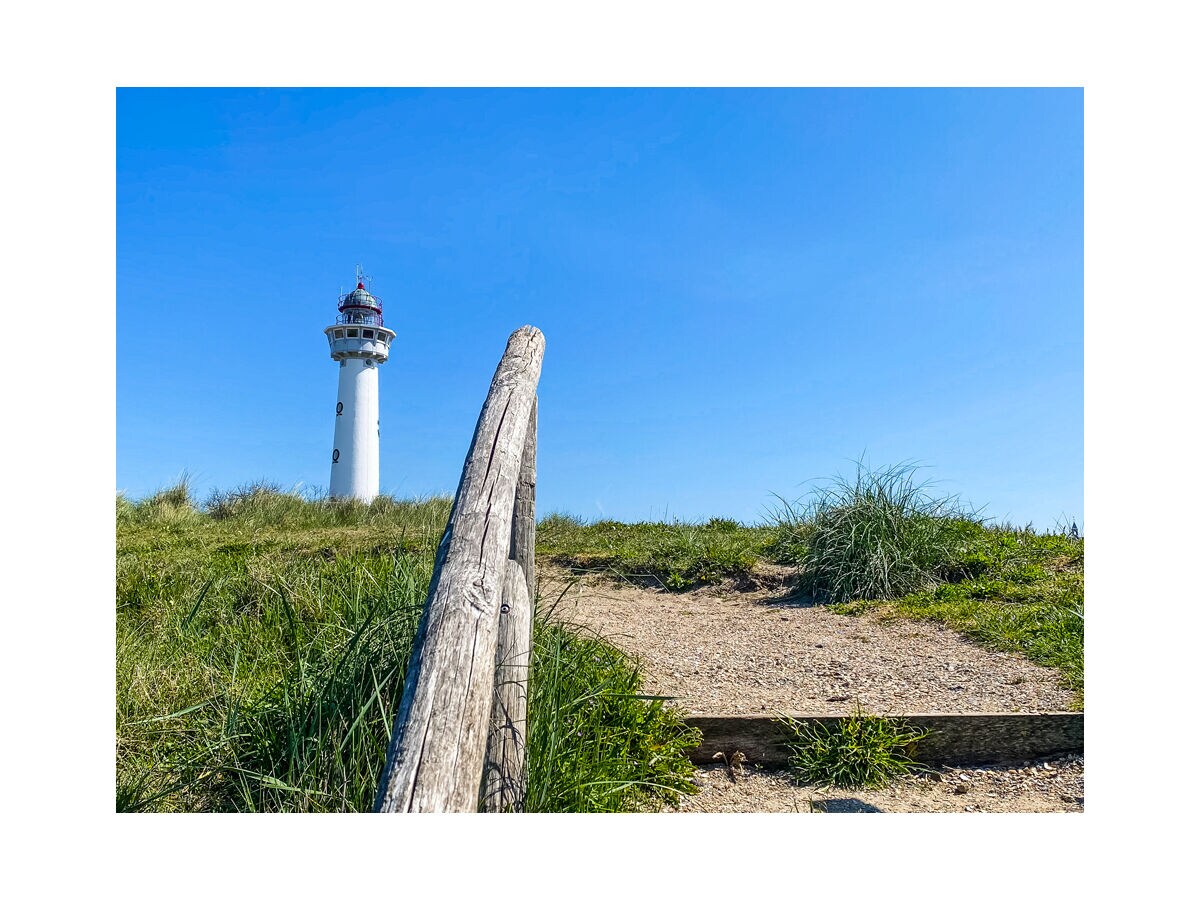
667 754 1084 813
541 563 1078 717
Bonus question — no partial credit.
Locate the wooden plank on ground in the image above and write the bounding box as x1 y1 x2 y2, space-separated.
685 713 1083 768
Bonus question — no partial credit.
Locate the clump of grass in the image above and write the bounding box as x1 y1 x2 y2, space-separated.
149 478 194 509
116 492 137 525
783 710 928 789
524 620 699 812
773 461 976 602
120 477 204 529
764 496 813 565
205 480 304 521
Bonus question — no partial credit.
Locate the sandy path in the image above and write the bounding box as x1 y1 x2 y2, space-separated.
540 562 1083 813
540 563 1078 717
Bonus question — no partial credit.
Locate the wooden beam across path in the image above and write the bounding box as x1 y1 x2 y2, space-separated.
375 326 545 813
686 713 1084 768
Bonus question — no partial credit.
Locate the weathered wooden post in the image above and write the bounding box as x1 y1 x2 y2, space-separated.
482 399 537 811
374 327 544 813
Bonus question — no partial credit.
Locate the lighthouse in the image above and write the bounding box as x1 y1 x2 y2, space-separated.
324 267 396 501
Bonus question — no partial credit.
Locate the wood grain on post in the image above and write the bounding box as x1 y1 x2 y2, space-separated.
482 560 533 811
510 397 537 599
374 326 545 813
482 400 538 811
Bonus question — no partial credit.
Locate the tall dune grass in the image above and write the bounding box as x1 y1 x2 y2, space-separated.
116 483 698 812
772 461 977 602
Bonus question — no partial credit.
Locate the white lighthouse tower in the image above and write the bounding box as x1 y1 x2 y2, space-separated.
324 267 396 501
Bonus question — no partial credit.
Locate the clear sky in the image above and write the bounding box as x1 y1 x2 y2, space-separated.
117 88 1082 528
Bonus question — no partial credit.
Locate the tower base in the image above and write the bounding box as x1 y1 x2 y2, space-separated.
329 358 380 501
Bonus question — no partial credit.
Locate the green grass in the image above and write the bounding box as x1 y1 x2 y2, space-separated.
771 460 977 602
770 462 1084 706
534 466 1084 708
117 482 698 812
118 462 1085 810
782 710 929 789
858 523 1085 704
524 621 699 812
537 513 777 589
119 479 455 560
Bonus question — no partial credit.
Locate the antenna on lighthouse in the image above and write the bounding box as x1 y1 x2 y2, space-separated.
354 263 374 294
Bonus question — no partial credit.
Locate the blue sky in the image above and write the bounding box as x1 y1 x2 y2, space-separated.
117 88 1082 528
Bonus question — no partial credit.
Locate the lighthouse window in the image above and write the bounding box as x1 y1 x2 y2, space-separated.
334 329 344 339
347 328 359 338
363 329 374 339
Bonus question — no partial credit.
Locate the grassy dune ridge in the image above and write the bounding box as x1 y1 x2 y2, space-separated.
117 469 1083 810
